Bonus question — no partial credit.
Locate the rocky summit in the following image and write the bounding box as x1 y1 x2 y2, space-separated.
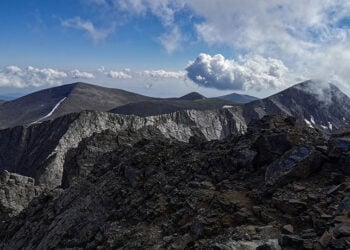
0 113 350 249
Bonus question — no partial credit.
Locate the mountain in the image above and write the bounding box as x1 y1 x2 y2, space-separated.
178 91 206 100
0 80 349 132
243 80 350 131
110 98 236 116
1 80 350 248
218 92 259 103
0 82 154 129
1 114 350 249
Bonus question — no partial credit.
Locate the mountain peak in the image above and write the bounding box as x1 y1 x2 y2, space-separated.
218 92 259 104
245 79 350 131
290 80 340 93
178 92 206 100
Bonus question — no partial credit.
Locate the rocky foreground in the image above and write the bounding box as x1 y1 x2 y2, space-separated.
0 115 350 249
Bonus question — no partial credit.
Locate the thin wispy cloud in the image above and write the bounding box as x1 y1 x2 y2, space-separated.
61 17 115 44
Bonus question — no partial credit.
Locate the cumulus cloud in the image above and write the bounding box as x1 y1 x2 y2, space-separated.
186 53 290 91
61 17 115 43
83 0 350 91
107 70 132 79
71 69 95 79
0 66 67 88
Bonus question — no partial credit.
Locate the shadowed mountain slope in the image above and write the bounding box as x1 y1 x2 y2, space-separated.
218 92 259 103
0 82 154 129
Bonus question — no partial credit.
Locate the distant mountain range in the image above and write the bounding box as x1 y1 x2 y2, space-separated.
0 80 349 133
0 94 21 101
0 83 254 128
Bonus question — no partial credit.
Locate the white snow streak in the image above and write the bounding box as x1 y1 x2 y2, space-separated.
310 116 315 125
304 119 314 128
31 97 67 124
328 121 333 130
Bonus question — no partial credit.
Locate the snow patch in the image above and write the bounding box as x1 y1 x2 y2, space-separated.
321 125 328 130
328 121 333 130
310 116 316 125
304 119 314 128
222 105 233 109
31 97 67 124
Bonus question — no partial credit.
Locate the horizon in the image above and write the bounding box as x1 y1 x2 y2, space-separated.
2 1 350 97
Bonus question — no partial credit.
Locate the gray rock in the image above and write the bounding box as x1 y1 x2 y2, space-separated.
0 170 43 220
282 224 294 234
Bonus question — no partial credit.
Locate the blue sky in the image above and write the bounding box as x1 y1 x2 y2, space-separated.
1 0 350 97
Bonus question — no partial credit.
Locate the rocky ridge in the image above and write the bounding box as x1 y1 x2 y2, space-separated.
0 115 350 249
0 108 246 189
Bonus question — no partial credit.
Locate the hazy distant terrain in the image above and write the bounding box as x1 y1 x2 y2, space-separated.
0 83 254 129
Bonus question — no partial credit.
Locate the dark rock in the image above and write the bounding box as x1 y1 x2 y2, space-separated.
256 244 272 250
265 145 324 187
333 222 350 238
301 229 317 239
338 197 350 214
124 166 143 187
278 234 304 249
328 238 349 249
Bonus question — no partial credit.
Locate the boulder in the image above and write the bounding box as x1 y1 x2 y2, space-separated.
278 234 304 249
265 145 324 187
333 222 350 238
0 170 43 220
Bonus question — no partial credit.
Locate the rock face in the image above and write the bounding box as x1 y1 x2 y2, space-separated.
0 108 246 188
2 114 350 249
0 170 43 221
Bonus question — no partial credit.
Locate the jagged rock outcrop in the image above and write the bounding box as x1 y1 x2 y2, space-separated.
2 115 349 249
0 108 246 189
0 170 44 221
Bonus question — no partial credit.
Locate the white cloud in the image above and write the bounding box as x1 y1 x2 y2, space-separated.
143 69 186 79
61 17 115 43
71 69 95 79
186 53 291 91
84 1 350 91
0 66 67 88
86 0 186 52
184 1 350 90
158 26 183 54
187 1 350 56
107 70 132 79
